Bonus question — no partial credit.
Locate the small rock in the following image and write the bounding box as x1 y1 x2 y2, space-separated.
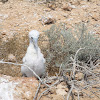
91 13 99 21
8 54 16 62
56 84 67 96
39 16 55 25
62 4 72 11
24 91 33 100
65 88 68 92
2 37 7 42
69 1 80 5
50 87 56 94
43 8 51 12
81 5 89 9
1 32 6 35
75 72 83 81
73 90 83 96
44 18 55 25
47 3 57 10
62 3 76 11
3 14 8 19
56 89 67 96
53 95 64 100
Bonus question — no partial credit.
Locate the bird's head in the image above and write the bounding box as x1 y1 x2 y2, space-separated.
29 30 40 39
29 30 40 53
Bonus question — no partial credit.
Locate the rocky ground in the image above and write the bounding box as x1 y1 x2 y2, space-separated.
0 0 100 100
0 0 100 41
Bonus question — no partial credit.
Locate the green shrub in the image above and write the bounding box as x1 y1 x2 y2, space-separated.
44 23 100 69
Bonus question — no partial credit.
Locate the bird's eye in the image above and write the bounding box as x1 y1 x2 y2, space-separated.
31 37 33 39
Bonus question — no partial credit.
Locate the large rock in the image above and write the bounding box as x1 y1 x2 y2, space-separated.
0 75 38 100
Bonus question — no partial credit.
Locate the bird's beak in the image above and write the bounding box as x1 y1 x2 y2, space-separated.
33 38 38 54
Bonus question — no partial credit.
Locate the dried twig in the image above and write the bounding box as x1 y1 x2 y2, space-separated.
0 60 42 82
38 79 60 100
33 83 41 100
71 47 85 79
67 82 74 100
0 60 51 88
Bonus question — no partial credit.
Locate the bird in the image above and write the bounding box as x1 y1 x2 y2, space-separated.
21 30 46 77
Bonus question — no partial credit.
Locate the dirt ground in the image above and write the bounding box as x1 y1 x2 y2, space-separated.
0 0 100 100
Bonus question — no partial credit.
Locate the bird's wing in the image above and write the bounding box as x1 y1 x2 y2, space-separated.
38 48 46 63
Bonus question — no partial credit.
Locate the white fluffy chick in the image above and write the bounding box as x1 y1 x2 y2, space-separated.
21 30 46 77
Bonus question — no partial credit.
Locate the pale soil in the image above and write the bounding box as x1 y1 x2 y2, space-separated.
0 74 100 100
0 0 100 100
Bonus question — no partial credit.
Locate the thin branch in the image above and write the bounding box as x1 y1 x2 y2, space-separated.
38 80 60 100
33 83 41 100
67 83 74 100
71 47 86 79
0 60 50 88
59 63 63 75
0 60 42 82
38 87 50 100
